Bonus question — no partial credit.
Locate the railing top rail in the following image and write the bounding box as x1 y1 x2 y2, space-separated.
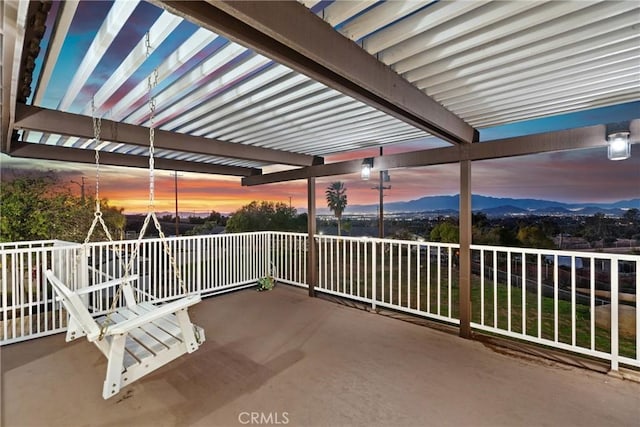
0 233 636 261
0 242 83 255
86 231 281 248
470 243 640 261
267 231 308 238
315 234 460 247
0 239 77 249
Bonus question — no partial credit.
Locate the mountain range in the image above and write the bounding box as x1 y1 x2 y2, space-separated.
145 195 639 218
330 195 640 217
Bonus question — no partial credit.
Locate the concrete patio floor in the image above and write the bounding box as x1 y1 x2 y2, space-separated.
2 285 639 427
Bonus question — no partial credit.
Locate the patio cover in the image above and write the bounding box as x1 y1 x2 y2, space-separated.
1 0 638 177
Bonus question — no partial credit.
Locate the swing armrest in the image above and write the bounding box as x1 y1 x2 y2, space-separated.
75 275 139 295
102 295 201 336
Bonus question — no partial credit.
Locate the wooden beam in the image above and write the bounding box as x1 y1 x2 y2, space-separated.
153 0 475 145
458 159 472 339
8 142 261 176
243 120 639 186
307 177 317 297
13 103 322 167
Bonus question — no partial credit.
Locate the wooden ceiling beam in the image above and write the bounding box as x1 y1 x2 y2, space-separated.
9 142 261 177
14 103 322 167
243 120 639 186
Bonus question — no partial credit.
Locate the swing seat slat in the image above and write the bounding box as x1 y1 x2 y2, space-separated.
75 275 139 295
45 270 205 399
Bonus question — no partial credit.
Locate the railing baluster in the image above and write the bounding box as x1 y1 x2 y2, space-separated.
554 254 559 343
522 251 526 336
480 249 485 326
407 244 411 310
417 243 421 312
427 246 431 314
507 251 512 332
492 250 497 328
447 247 452 318
571 256 576 346
590 257 595 351
537 253 542 339
371 240 376 310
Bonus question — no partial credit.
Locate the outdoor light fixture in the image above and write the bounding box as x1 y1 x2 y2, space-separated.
607 131 631 161
361 158 373 180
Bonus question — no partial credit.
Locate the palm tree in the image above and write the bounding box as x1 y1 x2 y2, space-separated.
325 181 347 236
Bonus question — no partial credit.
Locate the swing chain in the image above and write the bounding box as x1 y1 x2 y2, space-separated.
143 33 186 294
84 99 114 245
146 32 158 210
99 33 189 338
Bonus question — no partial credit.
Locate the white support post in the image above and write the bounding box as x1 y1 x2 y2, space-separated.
610 259 619 372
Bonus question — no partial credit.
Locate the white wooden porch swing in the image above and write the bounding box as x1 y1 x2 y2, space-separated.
45 56 205 399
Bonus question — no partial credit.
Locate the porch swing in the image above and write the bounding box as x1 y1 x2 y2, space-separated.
45 68 205 399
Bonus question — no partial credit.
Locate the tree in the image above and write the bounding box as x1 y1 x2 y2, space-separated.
623 208 639 224
0 172 125 242
430 222 459 243
474 225 518 246
225 201 304 233
204 210 226 226
582 212 615 248
516 225 554 249
188 215 205 224
325 181 347 236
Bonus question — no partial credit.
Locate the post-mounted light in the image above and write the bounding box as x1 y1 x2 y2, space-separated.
607 131 631 161
361 158 373 180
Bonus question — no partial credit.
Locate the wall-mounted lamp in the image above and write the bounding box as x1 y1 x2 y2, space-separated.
361 158 374 180
607 131 631 161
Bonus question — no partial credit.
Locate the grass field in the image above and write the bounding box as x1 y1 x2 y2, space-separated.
312 241 637 359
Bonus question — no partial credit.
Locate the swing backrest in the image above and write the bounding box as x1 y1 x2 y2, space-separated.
45 270 101 340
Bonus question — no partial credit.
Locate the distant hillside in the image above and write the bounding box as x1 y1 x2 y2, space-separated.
328 194 639 217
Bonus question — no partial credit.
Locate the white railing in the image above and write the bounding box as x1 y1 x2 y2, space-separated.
308 237 639 370
1 233 638 372
269 232 307 287
1 241 82 344
0 233 272 344
83 232 271 304
469 245 640 369
315 235 460 326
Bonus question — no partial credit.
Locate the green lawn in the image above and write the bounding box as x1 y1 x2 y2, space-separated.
313 242 636 359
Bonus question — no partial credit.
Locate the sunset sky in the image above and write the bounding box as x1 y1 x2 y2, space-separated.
3 101 639 214
2 1 638 215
